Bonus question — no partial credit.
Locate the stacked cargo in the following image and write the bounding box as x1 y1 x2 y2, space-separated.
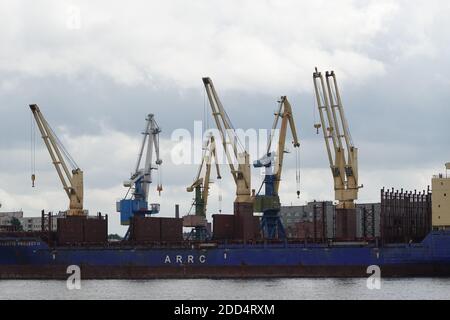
130 216 183 242
57 214 108 245
160 217 183 242
212 214 234 240
130 216 160 242
212 213 261 241
84 217 108 243
57 216 84 243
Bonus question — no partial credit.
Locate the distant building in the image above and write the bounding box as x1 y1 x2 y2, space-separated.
0 211 24 231
19 216 58 232
280 202 334 239
280 201 381 239
0 211 63 232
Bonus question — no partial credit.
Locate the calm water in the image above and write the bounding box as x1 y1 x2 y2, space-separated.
0 278 449 300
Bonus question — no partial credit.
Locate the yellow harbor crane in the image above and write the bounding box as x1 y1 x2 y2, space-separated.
184 134 221 240
312 68 361 209
202 77 253 214
30 104 84 216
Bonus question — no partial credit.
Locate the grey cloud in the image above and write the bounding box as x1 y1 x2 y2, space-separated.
1 1 449 232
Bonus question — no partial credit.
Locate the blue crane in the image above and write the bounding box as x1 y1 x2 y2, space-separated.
117 114 162 226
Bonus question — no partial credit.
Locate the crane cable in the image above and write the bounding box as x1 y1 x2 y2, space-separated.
218 179 222 214
156 132 163 195
295 147 300 199
31 112 36 187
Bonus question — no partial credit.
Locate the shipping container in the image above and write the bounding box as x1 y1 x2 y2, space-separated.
212 214 234 240
57 216 84 244
84 219 107 243
57 215 108 244
160 218 183 242
130 216 161 242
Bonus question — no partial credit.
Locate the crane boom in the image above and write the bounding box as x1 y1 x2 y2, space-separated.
29 104 84 216
202 77 252 206
272 96 300 195
312 69 360 209
186 135 221 217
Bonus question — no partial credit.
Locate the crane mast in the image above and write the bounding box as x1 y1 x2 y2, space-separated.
29 104 84 216
118 114 162 225
185 134 221 240
312 68 360 209
254 96 300 239
202 77 253 214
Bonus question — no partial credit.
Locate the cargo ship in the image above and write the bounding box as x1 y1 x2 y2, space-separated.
0 168 449 279
0 74 449 279
0 229 449 279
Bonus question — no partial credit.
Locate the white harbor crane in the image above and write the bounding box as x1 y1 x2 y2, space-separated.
30 104 84 216
117 114 163 225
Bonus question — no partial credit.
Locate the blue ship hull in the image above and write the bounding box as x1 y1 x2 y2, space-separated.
0 231 449 279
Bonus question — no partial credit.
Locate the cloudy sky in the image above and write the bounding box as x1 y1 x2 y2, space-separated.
0 0 449 235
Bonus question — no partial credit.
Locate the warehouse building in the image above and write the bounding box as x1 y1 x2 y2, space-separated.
280 201 381 240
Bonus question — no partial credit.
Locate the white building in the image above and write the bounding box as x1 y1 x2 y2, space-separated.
0 211 61 232
0 211 24 230
19 216 58 232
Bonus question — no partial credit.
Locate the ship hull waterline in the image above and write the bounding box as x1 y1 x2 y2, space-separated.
1 264 450 279
0 231 449 279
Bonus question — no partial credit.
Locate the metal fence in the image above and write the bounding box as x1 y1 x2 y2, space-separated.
381 187 432 244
